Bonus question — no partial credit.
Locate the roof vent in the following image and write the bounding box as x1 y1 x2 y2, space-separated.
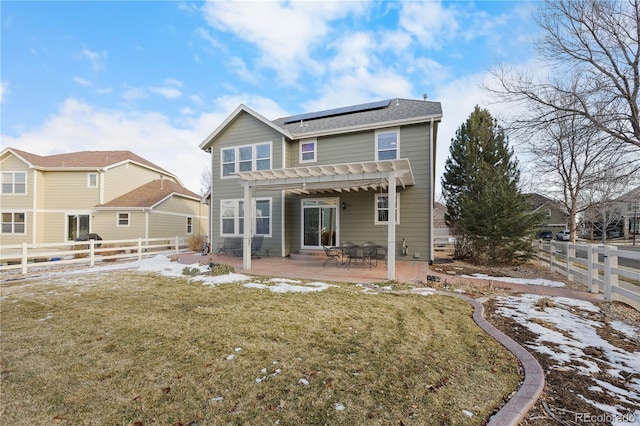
423 93 428 101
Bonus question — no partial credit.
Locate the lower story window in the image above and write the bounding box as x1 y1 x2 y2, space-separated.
375 193 400 224
221 198 271 236
186 217 193 234
2 212 25 234
117 212 130 227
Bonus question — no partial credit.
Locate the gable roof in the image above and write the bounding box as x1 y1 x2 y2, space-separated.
199 98 443 150
199 104 293 151
95 179 201 209
4 147 173 176
525 193 564 212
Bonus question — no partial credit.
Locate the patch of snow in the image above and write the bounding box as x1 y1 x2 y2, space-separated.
494 294 640 419
225 354 235 361
298 378 309 386
243 281 335 293
610 320 639 339
462 410 474 417
462 273 565 288
334 403 345 411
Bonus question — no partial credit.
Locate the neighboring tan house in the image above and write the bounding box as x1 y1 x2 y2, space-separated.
619 186 640 239
433 201 452 241
199 98 443 279
582 185 640 239
1 148 207 245
526 193 567 235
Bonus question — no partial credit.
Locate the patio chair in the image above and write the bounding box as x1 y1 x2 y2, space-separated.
322 245 341 267
340 242 358 268
361 243 378 269
233 236 264 258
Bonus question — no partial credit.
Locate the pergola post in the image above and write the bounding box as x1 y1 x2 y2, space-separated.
243 181 253 270
387 171 397 280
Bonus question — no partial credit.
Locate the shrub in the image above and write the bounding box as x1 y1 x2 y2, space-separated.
189 234 205 252
208 262 234 276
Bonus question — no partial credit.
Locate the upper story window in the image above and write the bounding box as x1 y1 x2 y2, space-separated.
2 172 26 194
186 217 193 234
88 173 98 188
375 129 399 160
374 193 400 225
221 142 272 177
545 209 551 218
300 139 316 163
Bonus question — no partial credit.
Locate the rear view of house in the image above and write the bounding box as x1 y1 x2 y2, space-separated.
1 148 207 245
200 98 442 279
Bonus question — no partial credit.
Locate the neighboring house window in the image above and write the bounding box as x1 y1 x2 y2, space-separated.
1 172 26 194
375 129 399 160
186 217 193 234
221 142 272 177
88 173 98 188
545 209 551 218
220 198 271 236
1 212 25 234
300 139 316 163
117 212 130 227
375 193 400 224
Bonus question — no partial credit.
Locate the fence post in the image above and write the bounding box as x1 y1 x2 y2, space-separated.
89 240 95 267
549 240 554 270
603 245 618 302
21 242 28 275
587 245 599 293
175 236 180 254
567 243 575 282
138 238 143 260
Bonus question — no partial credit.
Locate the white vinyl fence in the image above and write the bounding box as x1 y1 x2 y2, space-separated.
534 240 640 311
0 237 191 276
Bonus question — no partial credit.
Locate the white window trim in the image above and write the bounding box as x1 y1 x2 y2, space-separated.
87 173 98 188
1 171 27 195
375 128 400 161
1 211 26 234
117 212 130 227
220 198 272 237
299 138 317 163
545 209 551 218
221 142 272 179
374 193 400 225
186 217 193 234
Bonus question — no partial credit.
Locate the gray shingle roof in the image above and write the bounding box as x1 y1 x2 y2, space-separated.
272 98 442 137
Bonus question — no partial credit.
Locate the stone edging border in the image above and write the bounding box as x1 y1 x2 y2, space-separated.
453 292 545 426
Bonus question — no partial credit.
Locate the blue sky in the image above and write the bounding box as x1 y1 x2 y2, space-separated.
1 1 539 195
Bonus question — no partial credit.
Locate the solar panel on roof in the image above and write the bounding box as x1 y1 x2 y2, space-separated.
283 99 391 124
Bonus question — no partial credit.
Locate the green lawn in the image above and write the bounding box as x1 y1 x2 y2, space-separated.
0 270 519 425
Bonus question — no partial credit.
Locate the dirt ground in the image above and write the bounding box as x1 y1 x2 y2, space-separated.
432 255 640 425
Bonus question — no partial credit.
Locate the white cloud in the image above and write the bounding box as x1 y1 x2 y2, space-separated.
201 1 367 84
398 2 459 49
149 86 182 99
1 98 210 193
73 76 93 87
0 81 7 103
81 47 107 71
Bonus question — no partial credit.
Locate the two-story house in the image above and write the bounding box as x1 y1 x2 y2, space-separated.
199 98 442 279
526 193 568 236
0 148 207 245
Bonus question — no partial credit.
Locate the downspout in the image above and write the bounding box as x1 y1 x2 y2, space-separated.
429 117 435 264
31 168 37 244
145 209 150 240
209 149 215 247
281 136 286 257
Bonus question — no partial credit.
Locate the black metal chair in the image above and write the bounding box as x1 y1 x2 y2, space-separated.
361 243 378 269
322 245 341 267
234 236 264 258
340 243 358 268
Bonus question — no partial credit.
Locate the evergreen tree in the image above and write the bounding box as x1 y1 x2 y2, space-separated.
442 106 540 264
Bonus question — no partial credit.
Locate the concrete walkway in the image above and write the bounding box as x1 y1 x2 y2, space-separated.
172 252 606 426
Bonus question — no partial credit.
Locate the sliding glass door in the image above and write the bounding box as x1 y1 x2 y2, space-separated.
302 198 338 249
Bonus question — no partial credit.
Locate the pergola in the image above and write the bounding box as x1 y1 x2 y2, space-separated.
234 159 415 280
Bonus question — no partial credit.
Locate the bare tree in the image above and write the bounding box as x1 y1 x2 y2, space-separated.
490 0 640 149
580 171 630 243
200 167 212 196
521 106 636 242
